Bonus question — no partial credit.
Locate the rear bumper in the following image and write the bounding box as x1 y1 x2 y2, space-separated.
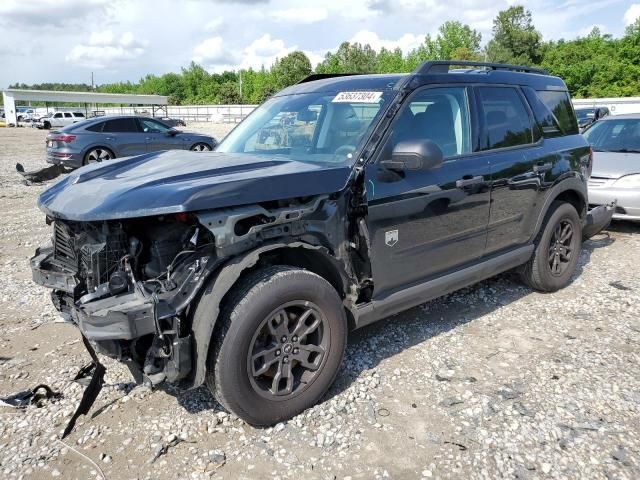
583 201 616 238
46 149 83 168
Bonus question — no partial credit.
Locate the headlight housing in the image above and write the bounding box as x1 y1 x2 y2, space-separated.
613 174 640 188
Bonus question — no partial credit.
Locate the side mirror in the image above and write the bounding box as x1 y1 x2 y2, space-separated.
380 140 444 171
167 128 179 136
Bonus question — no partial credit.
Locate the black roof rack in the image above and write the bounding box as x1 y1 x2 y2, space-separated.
414 60 548 76
297 73 363 84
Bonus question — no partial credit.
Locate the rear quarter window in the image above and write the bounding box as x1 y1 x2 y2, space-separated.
535 90 579 136
85 122 104 132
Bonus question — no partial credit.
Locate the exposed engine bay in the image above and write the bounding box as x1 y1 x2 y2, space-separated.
31 194 364 388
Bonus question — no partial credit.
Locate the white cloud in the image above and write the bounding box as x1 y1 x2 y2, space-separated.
271 7 328 24
624 3 640 25
349 30 424 53
0 0 109 28
240 34 296 69
577 24 608 37
65 31 146 69
193 36 237 65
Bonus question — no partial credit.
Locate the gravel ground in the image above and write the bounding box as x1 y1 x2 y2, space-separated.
1 125 639 480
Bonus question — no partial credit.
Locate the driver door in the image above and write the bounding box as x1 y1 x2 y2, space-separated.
139 118 180 152
365 86 491 298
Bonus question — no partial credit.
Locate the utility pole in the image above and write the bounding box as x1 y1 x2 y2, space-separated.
239 70 243 100
91 72 94 91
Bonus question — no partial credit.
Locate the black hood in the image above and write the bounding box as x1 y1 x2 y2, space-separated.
38 150 352 221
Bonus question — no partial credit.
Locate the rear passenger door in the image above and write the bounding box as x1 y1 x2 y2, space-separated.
365 86 491 298
101 118 146 156
475 86 545 254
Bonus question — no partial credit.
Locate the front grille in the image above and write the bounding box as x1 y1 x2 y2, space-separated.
53 221 78 272
588 176 612 188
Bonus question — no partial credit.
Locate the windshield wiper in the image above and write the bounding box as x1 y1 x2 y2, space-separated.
609 149 640 153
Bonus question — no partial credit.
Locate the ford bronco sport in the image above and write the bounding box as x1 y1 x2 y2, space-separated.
31 61 614 427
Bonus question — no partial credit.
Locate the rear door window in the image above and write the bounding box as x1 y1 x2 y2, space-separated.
64 113 73 118
103 118 139 133
477 87 534 150
86 122 104 132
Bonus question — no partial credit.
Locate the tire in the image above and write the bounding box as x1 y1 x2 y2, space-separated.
84 147 114 165
43 121 51 130
190 142 212 152
205 266 347 425
520 201 582 292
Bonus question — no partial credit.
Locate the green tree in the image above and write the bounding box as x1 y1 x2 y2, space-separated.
486 6 542 65
422 21 482 61
271 51 312 89
316 42 378 73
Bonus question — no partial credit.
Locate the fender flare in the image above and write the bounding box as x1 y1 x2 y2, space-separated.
188 241 348 388
530 176 588 243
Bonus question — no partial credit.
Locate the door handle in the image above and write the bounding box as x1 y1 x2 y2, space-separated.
456 175 484 188
105 137 114 141
533 162 553 173
145 137 151 141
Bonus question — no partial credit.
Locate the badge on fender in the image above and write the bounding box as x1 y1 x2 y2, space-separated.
385 229 398 247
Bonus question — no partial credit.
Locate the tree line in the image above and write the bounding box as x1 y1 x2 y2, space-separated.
7 6 640 105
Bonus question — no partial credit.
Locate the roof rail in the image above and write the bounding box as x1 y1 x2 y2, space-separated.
415 60 548 76
297 73 363 84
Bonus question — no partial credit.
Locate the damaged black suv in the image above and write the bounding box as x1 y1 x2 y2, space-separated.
31 61 613 426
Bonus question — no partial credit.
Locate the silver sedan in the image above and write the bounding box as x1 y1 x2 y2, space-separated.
584 114 640 221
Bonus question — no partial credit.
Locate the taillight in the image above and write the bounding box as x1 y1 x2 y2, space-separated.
56 135 76 143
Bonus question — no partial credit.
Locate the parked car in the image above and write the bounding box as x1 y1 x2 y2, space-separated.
156 117 187 127
30 61 612 428
36 111 86 129
575 106 609 132
17 108 37 122
584 113 640 221
45 115 216 168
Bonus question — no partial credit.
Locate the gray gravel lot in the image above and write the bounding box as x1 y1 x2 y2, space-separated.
0 125 639 480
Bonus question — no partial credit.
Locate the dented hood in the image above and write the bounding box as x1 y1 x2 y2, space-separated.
38 150 352 221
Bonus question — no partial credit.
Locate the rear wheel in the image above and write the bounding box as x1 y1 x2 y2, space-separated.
84 147 114 165
190 142 212 152
520 201 582 292
205 266 347 425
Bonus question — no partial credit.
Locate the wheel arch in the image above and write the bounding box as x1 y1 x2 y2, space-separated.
188 242 353 388
531 177 587 242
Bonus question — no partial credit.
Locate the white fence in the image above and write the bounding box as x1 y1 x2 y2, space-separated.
573 97 640 115
100 104 258 123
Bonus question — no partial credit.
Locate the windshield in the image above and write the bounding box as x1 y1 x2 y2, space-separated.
575 109 595 121
217 91 393 164
583 118 640 153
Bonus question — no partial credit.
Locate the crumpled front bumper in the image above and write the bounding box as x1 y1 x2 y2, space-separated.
583 201 616 239
31 247 156 342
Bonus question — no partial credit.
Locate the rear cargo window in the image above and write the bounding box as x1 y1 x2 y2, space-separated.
477 87 533 150
536 90 579 135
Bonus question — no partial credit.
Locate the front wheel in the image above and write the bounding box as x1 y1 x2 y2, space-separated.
520 201 582 292
205 266 347 425
190 142 212 152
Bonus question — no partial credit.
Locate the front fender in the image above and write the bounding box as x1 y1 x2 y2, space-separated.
188 241 337 388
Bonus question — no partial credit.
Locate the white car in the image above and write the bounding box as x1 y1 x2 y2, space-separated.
36 112 86 129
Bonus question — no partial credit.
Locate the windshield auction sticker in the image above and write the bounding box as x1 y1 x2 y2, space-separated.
332 91 383 103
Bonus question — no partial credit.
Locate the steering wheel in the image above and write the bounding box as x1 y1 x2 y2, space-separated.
332 144 356 162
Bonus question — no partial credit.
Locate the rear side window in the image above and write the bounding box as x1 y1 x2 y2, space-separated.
536 90 579 135
477 87 533 150
74 112 85 118
64 113 73 118
86 122 104 132
103 118 139 133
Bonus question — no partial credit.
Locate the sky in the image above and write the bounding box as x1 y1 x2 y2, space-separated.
0 0 637 88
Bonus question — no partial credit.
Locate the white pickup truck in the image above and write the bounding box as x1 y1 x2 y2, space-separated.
36 112 86 129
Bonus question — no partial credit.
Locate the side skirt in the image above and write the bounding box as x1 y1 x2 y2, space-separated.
354 244 534 329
